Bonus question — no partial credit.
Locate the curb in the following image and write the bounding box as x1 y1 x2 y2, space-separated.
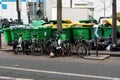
0 49 120 57
91 51 120 56
0 49 13 52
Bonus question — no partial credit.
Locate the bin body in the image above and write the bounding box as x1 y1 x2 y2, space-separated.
31 27 39 40
103 27 112 38
3 28 12 45
38 27 51 40
22 28 32 40
10 28 24 41
71 27 91 41
31 26 51 41
51 28 71 41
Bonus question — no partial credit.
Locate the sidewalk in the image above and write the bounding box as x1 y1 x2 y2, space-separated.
0 33 12 51
0 33 120 56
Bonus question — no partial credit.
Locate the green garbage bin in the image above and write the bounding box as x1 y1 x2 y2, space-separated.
70 26 91 41
51 28 71 41
10 27 24 41
38 26 51 40
22 27 32 40
3 28 12 45
103 27 112 38
31 27 39 40
117 27 120 31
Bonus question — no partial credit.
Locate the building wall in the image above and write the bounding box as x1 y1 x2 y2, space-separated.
0 0 27 20
46 0 120 21
1 0 120 21
46 0 94 21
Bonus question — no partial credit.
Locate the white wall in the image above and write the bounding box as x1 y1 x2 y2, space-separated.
46 0 120 21
0 2 27 20
52 8 90 22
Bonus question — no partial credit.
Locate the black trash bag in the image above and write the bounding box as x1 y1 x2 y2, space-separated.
98 36 105 42
117 31 120 38
106 44 117 51
116 39 120 51
102 40 112 49
116 39 120 47
97 42 105 50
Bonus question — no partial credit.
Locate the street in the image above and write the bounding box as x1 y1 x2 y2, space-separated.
0 51 120 80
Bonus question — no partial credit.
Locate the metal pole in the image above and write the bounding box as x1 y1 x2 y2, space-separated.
70 0 72 8
57 0 62 32
95 38 98 56
112 0 117 44
0 31 1 49
16 0 21 24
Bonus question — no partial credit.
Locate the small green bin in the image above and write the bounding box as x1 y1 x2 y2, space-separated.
3 28 12 45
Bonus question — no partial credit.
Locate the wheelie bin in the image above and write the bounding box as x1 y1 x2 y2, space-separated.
51 27 71 41
3 28 12 45
70 26 91 41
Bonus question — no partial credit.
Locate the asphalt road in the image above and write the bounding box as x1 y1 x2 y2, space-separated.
0 51 120 80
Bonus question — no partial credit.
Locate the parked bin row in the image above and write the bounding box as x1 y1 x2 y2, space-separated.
3 25 120 45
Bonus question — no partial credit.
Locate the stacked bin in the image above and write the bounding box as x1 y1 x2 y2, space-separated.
70 26 91 41
3 28 12 45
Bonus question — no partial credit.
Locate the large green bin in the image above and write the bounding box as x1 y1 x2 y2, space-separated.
22 27 32 40
10 27 24 41
117 27 120 31
31 27 39 40
38 26 51 40
90 27 103 39
70 27 91 41
51 28 71 41
31 26 51 41
103 27 112 38
3 28 12 45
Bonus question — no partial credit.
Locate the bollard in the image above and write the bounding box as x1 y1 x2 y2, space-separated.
95 37 98 56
